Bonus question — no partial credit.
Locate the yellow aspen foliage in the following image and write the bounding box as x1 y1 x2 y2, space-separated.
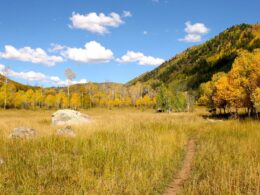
35 89 44 108
198 81 214 107
113 98 121 107
70 93 81 109
199 49 260 114
25 89 36 109
252 88 260 109
13 91 26 108
212 74 229 108
62 95 69 109
45 94 56 109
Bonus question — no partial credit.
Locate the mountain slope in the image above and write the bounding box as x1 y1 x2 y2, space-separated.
0 75 38 90
128 24 260 91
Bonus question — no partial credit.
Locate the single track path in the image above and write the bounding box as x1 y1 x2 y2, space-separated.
164 140 196 195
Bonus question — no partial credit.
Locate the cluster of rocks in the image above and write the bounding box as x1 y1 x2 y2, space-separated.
9 128 36 139
9 126 77 138
8 110 91 139
2 110 92 167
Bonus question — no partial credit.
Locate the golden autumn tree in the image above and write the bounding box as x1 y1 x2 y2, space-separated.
199 49 260 116
70 93 81 109
13 90 26 109
252 88 260 107
227 49 260 114
198 81 214 107
45 94 56 109
25 89 36 109
35 89 44 108
55 90 65 109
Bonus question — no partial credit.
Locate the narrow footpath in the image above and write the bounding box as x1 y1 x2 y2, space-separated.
164 140 196 195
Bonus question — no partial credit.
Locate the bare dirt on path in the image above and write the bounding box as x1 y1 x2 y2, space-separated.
164 140 196 195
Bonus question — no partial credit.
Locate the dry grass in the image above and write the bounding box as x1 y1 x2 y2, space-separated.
0 109 188 194
181 120 260 195
0 108 259 194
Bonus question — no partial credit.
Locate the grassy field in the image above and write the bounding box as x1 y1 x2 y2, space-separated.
0 108 259 194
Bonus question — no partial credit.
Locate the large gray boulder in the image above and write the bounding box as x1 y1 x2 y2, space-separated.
9 127 36 139
52 109 91 125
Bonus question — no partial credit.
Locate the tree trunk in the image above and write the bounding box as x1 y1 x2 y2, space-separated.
67 85 70 108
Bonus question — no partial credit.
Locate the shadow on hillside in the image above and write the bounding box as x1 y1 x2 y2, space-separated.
201 113 260 121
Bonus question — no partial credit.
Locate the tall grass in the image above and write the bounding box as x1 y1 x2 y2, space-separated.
0 109 259 194
182 120 260 195
0 109 187 194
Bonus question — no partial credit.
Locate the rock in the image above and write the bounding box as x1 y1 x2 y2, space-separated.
156 108 164 113
0 158 4 166
9 127 36 139
57 126 76 137
52 109 91 125
206 118 223 123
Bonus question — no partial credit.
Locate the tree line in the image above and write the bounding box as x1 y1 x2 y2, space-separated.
0 79 191 112
0 82 159 110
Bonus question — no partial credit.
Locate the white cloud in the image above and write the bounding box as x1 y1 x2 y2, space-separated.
0 64 5 70
122 10 132 18
49 43 66 52
143 31 148 35
184 21 209 34
179 34 202 42
62 41 114 64
11 71 47 82
179 21 209 43
0 45 64 66
50 76 61 82
55 78 88 86
0 64 87 86
70 12 124 34
117 51 164 66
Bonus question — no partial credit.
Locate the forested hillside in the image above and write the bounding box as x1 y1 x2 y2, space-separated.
129 24 260 91
0 75 37 91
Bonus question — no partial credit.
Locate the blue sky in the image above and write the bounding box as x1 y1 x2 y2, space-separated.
0 0 259 86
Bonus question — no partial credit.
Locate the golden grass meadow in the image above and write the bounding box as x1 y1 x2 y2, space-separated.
0 108 259 194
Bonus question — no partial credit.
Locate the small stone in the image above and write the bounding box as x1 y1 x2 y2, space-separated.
206 119 223 123
0 158 4 165
9 127 36 139
57 126 76 137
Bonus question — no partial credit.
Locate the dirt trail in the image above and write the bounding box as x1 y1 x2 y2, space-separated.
164 139 196 195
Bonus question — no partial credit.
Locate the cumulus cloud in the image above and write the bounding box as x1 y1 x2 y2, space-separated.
11 71 47 82
55 78 88 86
184 21 209 34
0 45 64 66
180 34 202 42
179 21 209 42
117 51 164 66
70 12 124 34
0 64 87 86
62 41 114 63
